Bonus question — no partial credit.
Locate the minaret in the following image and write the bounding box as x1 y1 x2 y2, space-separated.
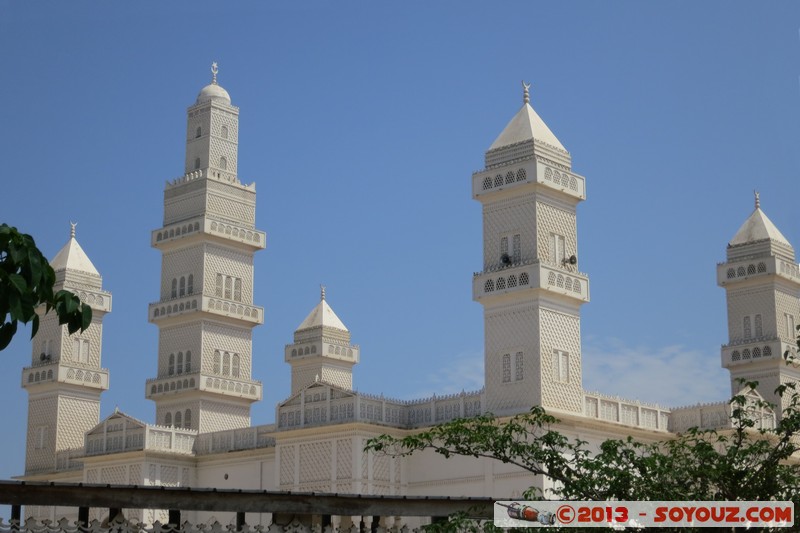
285 286 360 394
718 193 800 419
145 64 266 433
472 83 590 416
22 223 111 475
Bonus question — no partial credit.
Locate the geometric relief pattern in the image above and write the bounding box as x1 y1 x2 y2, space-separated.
280 445 295 486
200 324 252 378
539 308 583 413
207 194 254 225
536 202 577 264
776 289 799 342
373 455 390 482
336 439 352 479
161 465 178 487
485 305 537 412
482 196 535 269
203 245 254 303
25 396 58 472
101 466 127 485
298 441 331 483
197 401 249 434
164 195 205 227
361 451 369 481
129 464 142 485
160 247 203 300
158 323 201 378
208 136 238 176
727 288 773 343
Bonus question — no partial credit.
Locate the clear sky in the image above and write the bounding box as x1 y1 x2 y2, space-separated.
0 2 798 482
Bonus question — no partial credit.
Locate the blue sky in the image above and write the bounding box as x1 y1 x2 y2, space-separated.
0 2 798 481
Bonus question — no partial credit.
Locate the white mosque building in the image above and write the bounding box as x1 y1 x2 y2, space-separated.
18 67 800 524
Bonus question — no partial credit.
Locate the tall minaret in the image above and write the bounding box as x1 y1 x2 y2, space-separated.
145 64 266 433
284 286 360 395
22 223 111 475
718 193 800 419
472 83 590 416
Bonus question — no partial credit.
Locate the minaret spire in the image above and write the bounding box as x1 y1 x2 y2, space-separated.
211 61 219 85
320 284 326 301
754 190 760 210
69 221 76 239
522 80 531 105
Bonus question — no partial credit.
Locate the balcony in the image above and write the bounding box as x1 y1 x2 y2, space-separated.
473 260 589 303
22 362 109 391
472 159 586 201
146 372 262 401
149 294 263 326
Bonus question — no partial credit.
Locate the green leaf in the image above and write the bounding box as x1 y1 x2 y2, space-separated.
7 273 26 294
0 321 17 351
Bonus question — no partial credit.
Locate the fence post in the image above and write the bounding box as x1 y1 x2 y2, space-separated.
168 509 181 526
78 507 89 526
236 512 245 531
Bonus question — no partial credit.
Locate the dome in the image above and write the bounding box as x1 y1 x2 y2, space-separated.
196 83 231 105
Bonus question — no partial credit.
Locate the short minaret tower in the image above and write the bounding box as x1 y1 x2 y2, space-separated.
146 64 266 433
472 83 590 416
285 287 360 394
22 224 111 475
718 193 800 418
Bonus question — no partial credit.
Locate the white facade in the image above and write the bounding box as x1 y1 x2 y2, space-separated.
19 71 798 523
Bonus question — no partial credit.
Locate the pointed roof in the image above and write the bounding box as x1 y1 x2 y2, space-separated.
50 224 100 276
489 102 565 152
729 208 791 248
296 287 348 332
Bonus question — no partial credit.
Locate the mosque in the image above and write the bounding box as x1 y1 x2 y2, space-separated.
18 66 800 524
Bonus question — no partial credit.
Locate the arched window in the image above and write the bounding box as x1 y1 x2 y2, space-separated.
727 268 735 279
165 412 172 426
737 266 746 277
177 352 184 374
755 314 763 338
484 279 495 292
747 264 756 275
757 262 766 273
502 354 511 383
175 411 182 428
215 273 224 297
232 354 240 378
497 277 506 290
171 279 178 299
220 125 228 139
494 175 503 187
764 346 772 357
516 168 526 181
752 347 761 358
311 345 317 354
483 176 492 190
168 354 175 375
291 348 297 357
187 274 194 294
304 346 310 355
184 409 192 429
194 157 201 170
743 316 752 339
742 349 751 359
519 272 530 285
213 350 221 374
150 385 156 395
223 352 231 376
179 277 186 297
224 277 232 299
219 157 228 170
185 351 192 372
196 126 202 138
234 279 242 301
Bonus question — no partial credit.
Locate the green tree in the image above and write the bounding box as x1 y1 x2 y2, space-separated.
0 224 92 350
366 382 800 531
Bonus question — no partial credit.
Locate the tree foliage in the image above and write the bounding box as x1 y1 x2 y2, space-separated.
366 382 800 530
0 224 92 351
